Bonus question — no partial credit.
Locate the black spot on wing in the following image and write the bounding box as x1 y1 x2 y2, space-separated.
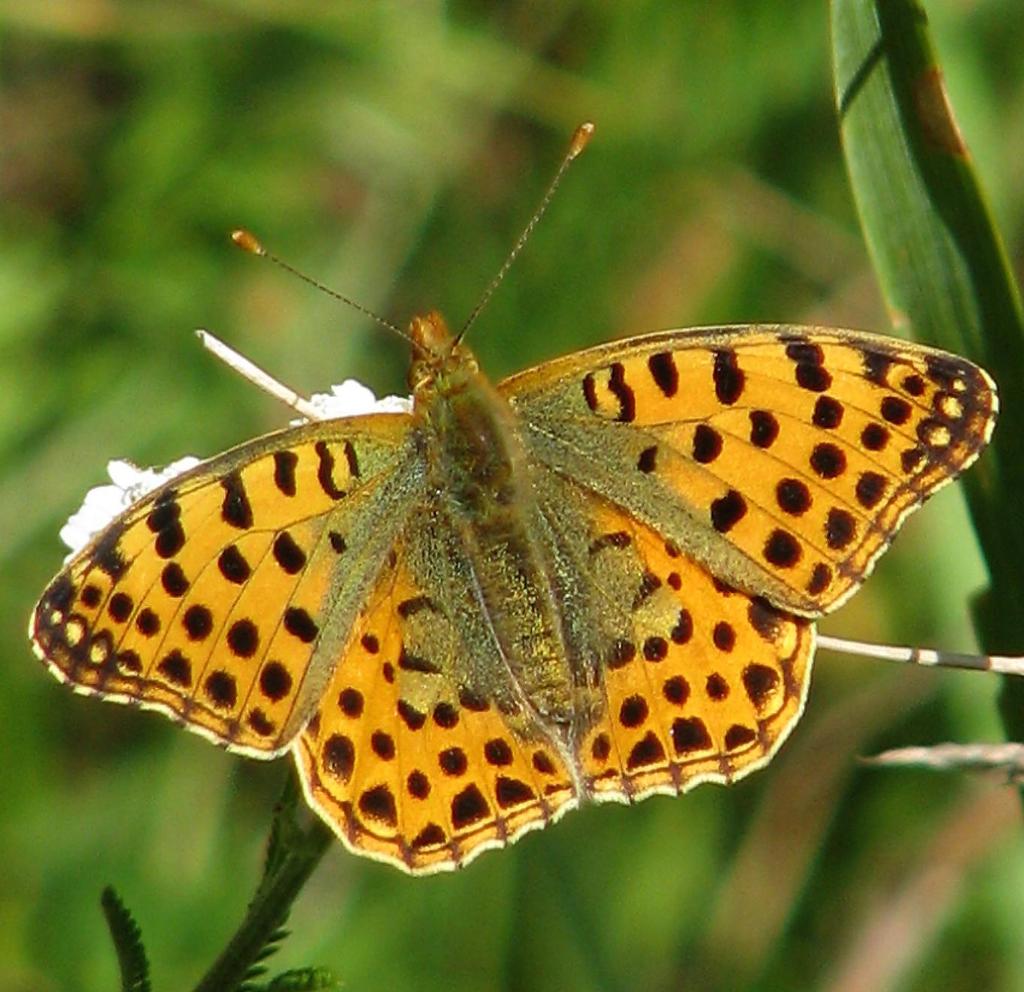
749 410 779 449
284 607 318 643
315 441 346 499
94 525 127 579
323 734 355 781
825 508 857 550
272 532 307 574
881 396 912 425
495 776 535 809
856 471 888 509
862 349 893 386
648 351 679 397
608 362 636 423
359 785 397 826
776 478 811 516
713 349 744 404
273 451 298 496
812 396 843 429
807 563 832 596
161 563 189 597
764 529 801 568
398 648 441 675
637 446 658 473
218 545 251 584
710 490 747 533
810 443 846 479
861 423 889 451
451 784 490 828
397 595 437 618
626 732 665 771
221 472 253 529
692 425 723 464
344 440 360 479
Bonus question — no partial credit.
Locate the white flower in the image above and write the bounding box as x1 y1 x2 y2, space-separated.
296 378 413 423
60 457 201 558
58 378 411 559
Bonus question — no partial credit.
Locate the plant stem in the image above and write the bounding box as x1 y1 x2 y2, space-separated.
192 792 334 992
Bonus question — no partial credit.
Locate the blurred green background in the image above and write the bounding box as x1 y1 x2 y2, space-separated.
4 3 1024 990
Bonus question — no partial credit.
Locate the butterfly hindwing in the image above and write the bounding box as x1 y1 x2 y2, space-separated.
566 492 813 800
31 416 416 757
503 325 997 617
293 528 579 874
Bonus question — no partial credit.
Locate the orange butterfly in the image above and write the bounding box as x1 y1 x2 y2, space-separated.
31 125 999 873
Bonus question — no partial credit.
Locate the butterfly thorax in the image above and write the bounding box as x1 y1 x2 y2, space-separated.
410 313 519 512
407 312 580 735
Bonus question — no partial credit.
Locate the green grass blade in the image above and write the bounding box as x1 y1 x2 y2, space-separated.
832 0 1024 743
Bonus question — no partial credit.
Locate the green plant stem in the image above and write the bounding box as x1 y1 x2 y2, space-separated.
192 806 334 992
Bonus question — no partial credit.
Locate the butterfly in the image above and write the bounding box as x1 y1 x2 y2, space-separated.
29 125 998 874
30 301 997 873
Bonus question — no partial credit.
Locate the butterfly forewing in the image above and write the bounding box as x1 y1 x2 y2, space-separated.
31 416 417 757
503 325 997 617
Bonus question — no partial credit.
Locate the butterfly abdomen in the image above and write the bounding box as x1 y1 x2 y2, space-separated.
416 351 582 733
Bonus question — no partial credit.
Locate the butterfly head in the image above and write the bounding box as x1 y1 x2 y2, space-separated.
408 311 479 394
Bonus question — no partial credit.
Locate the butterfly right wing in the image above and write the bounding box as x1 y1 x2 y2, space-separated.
501 325 996 617
31 416 419 758
542 481 814 802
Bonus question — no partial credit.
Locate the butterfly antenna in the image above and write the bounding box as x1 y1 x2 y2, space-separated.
230 229 414 346
455 121 595 347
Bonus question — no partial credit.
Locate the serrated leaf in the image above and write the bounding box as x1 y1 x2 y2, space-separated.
101 887 152 992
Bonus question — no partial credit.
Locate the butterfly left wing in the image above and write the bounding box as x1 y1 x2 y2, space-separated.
31 416 417 757
502 325 996 618
293 525 579 875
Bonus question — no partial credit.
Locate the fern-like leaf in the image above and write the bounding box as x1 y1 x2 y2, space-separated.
265 967 341 991
101 886 152 992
